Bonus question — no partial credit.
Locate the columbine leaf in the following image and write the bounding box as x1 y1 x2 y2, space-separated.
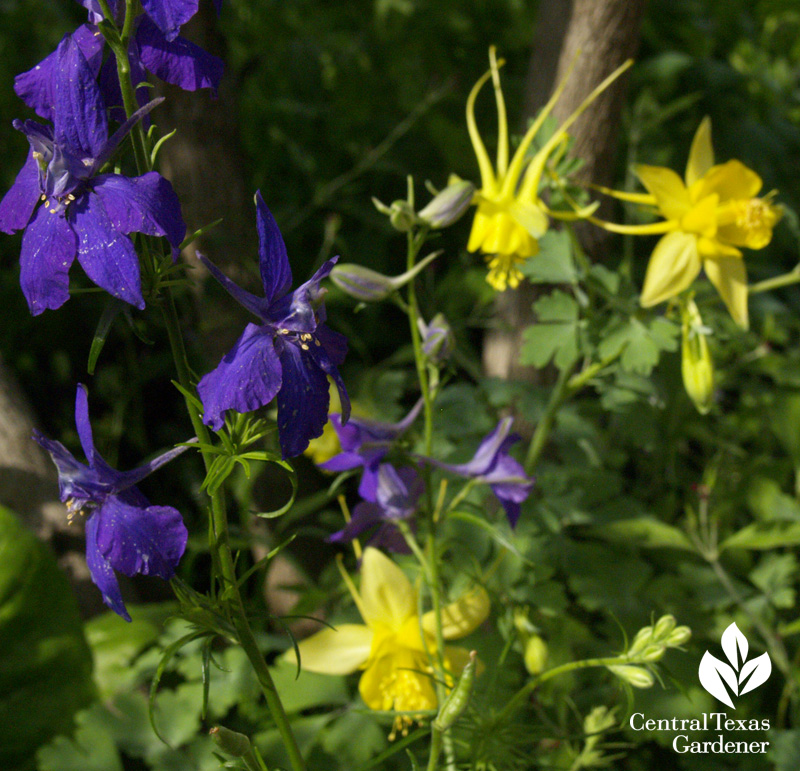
520 230 578 284
520 290 583 370
721 622 748 671
739 652 772 695
598 316 680 376
698 651 737 708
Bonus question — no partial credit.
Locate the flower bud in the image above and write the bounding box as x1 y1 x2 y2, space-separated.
664 625 692 648
653 614 677 640
608 664 654 689
417 179 475 229
523 635 548 675
330 263 396 302
418 312 455 364
209 725 251 757
627 626 654 657
681 299 714 415
639 644 666 663
372 197 417 232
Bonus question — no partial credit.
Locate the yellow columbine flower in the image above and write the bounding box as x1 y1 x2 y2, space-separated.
287 547 490 738
597 118 781 328
465 47 631 291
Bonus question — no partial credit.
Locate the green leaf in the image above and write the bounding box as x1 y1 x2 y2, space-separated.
592 518 695 551
520 290 583 370
746 477 800 522
598 316 679 376
268 661 349 713
36 703 123 771
721 521 800 551
87 298 125 375
520 230 578 284
0 507 94 770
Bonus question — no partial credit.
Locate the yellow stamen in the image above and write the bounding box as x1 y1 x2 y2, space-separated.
484 252 526 291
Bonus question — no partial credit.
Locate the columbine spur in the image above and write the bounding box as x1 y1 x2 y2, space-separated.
0 33 185 314
33 385 191 621
197 191 350 459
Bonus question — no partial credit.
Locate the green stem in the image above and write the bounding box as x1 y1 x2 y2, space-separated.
107 18 306 768
748 267 800 295
524 366 571 474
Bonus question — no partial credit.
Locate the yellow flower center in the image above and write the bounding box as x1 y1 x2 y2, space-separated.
377 652 437 740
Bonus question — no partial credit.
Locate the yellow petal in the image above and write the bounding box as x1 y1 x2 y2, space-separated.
635 165 690 221
509 201 549 239
697 236 742 259
698 160 762 202
466 67 498 194
422 586 491 640
680 193 718 238
359 548 416 630
286 624 373 674
704 256 749 329
640 231 702 307
685 117 714 187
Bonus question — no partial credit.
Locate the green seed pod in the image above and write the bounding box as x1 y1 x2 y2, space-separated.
433 651 477 731
523 635 548 675
209 725 252 757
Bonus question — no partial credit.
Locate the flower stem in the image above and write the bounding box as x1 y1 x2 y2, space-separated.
748 266 800 295
524 365 571 475
108 18 306 769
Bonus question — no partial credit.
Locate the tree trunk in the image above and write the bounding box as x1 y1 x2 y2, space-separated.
482 0 647 380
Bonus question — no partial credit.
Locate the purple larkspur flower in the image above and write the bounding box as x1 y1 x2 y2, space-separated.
33 385 191 621
15 7 223 125
329 464 422 553
197 192 350 459
319 399 423 501
0 34 185 315
421 418 534 527
80 0 204 42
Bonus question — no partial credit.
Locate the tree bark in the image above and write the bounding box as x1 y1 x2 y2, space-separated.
482 0 647 380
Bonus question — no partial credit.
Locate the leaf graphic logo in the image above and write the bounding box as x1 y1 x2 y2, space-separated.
698 623 772 708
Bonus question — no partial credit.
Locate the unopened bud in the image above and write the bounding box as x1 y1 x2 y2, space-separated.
209 725 251 757
639 644 666 663
330 263 396 302
665 625 692 648
417 179 475 229
653 614 677 640
681 299 714 415
523 635 548 675
608 664 654 689
418 312 455 364
628 627 654 657
372 197 417 232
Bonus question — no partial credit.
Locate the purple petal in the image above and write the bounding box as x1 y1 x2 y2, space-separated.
0 150 40 234
358 461 381 502
369 523 411 554
255 192 292 305
74 384 96 463
85 512 131 621
71 191 144 308
54 33 108 159
93 496 188 580
19 205 76 315
115 441 193 490
92 173 186 249
439 418 516 477
328 501 382 543
98 48 151 126
315 324 348 367
198 323 282 430
197 252 268 320
140 0 199 41
319 451 365 473
307 330 350 424
14 25 104 122
490 483 528 529
271 257 337 333
137 18 224 94
32 430 92 503
276 340 331 459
